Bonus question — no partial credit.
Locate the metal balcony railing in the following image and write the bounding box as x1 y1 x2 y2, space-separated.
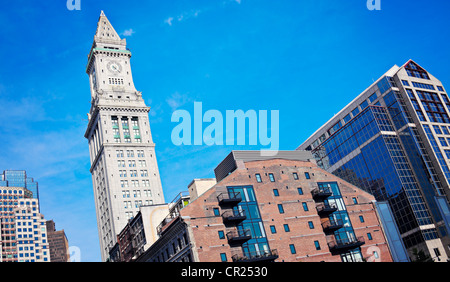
328 236 365 252
217 192 242 206
321 219 344 232
232 249 279 262
226 229 251 244
222 209 246 223
311 186 332 200
316 202 338 215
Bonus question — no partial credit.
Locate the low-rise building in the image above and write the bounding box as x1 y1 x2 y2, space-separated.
137 150 395 262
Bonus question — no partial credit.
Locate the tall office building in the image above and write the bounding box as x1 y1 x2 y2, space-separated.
0 173 50 262
298 60 450 261
84 11 165 261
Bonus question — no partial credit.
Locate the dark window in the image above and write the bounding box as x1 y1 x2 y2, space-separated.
270 225 277 234
278 204 284 214
213 208 220 216
314 241 321 250
269 173 275 182
289 244 296 254
283 224 290 232
308 221 314 229
220 253 227 262
367 233 373 240
302 202 308 211
218 231 225 239
304 172 310 179
297 187 303 195
352 197 358 204
359 215 365 223
273 189 279 197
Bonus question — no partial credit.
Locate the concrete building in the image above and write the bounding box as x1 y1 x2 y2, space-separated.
0 184 50 262
137 151 394 262
298 60 450 261
112 203 170 262
84 11 165 261
46 220 70 262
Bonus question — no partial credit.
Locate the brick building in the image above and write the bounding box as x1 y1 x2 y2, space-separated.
46 220 70 262
137 151 394 262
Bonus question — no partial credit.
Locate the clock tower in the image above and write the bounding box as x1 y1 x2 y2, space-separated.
84 11 165 261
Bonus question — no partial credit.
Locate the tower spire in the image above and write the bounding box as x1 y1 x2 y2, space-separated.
94 10 123 44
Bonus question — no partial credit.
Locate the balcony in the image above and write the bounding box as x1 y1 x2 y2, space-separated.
232 249 278 262
316 202 338 216
321 219 343 233
222 209 246 224
217 192 242 206
328 236 365 253
226 229 251 245
311 187 332 201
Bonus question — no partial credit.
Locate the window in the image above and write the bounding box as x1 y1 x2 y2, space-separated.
277 204 284 214
273 189 279 197
289 244 296 254
269 173 275 182
439 137 448 147
220 253 227 262
213 208 220 216
314 241 321 250
308 221 314 229
352 197 358 204
218 231 225 239
434 248 441 257
444 150 450 159
402 80 410 86
368 93 378 103
293 172 298 180
270 225 277 234
304 172 310 179
437 86 444 92
434 125 442 135
359 215 365 223
302 202 308 211
360 100 369 110
255 174 262 183
367 233 373 240
283 224 290 232
297 187 303 195
373 251 379 259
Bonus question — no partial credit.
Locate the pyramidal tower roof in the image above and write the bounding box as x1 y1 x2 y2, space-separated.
93 10 125 46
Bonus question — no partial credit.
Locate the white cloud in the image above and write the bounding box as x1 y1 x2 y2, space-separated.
164 10 201 26
164 17 174 26
122 28 135 37
166 92 193 111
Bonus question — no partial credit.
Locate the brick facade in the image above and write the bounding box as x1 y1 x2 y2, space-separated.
181 158 393 262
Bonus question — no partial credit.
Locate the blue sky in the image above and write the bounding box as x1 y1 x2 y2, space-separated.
0 0 449 262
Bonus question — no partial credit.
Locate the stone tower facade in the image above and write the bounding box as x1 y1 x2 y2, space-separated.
84 11 165 261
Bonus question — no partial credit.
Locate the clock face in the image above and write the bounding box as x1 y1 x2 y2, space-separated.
107 61 122 74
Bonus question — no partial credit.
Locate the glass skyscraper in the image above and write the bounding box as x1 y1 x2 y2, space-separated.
298 60 450 261
1 170 39 202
